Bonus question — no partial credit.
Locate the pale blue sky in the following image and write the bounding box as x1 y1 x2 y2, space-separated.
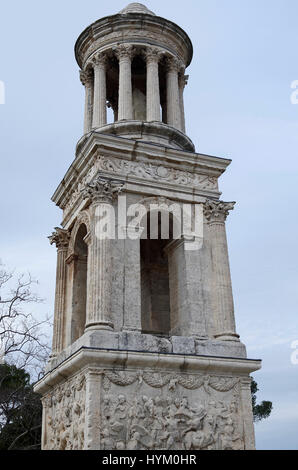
1 0 298 449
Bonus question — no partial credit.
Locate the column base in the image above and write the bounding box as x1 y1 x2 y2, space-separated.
85 321 114 332
214 332 240 342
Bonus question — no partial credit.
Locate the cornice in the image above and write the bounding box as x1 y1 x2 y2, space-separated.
75 13 193 70
51 133 231 215
34 346 261 394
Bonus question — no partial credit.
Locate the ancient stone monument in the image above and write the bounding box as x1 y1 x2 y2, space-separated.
34 3 261 450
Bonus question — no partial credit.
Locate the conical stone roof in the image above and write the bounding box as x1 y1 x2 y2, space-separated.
119 3 155 16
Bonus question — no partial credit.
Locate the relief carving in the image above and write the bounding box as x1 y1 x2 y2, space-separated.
96 155 218 190
43 373 86 450
62 156 218 218
100 371 243 450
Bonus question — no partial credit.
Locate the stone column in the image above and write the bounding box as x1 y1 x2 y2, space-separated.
117 45 133 121
166 237 208 339
92 53 107 129
48 227 70 355
146 48 161 122
82 177 123 331
179 72 188 133
204 200 239 341
80 69 93 134
166 56 182 130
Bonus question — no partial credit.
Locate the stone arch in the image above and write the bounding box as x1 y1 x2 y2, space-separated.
137 196 182 239
69 211 90 343
68 210 91 255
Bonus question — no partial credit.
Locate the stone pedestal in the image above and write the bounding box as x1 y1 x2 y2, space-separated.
36 347 260 450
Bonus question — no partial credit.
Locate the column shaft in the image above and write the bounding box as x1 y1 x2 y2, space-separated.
80 70 93 134
179 73 188 133
118 47 133 120
83 178 123 331
92 54 107 128
146 50 161 121
204 200 239 341
166 57 182 130
85 205 113 331
48 228 70 355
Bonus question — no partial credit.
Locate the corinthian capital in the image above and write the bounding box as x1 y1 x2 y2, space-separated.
81 177 124 204
179 73 189 89
48 228 70 249
115 44 134 61
165 55 183 73
79 69 93 87
92 52 107 67
204 200 236 223
145 47 162 64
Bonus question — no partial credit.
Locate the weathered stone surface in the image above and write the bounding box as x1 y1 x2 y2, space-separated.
37 349 260 450
171 336 196 355
195 340 247 359
35 2 261 451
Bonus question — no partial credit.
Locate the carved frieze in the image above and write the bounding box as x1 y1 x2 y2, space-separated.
101 370 243 450
96 155 218 190
62 155 218 218
43 373 86 450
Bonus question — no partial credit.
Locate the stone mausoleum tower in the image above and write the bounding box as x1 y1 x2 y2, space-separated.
34 3 261 450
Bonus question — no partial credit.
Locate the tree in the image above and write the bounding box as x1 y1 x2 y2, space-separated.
0 363 42 450
0 264 50 377
0 263 50 449
251 378 272 422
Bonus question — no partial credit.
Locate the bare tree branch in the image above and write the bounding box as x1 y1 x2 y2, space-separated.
0 263 51 377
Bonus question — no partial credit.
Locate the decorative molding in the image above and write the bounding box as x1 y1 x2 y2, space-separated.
96 155 218 191
103 370 239 393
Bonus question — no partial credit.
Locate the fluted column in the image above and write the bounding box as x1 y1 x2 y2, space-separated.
179 72 188 133
166 56 182 130
80 69 93 134
82 177 123 331
92 53 107 128
48 228 70 355
146 48 161 122
117 45 133 121
204 200 239 341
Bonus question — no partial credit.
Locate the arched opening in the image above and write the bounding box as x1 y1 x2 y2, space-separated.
140 211 173 335
159 61 167 124
71 224 88 342
106 54 119 122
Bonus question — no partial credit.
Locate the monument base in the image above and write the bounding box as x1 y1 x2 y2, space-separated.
34 346 261 450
